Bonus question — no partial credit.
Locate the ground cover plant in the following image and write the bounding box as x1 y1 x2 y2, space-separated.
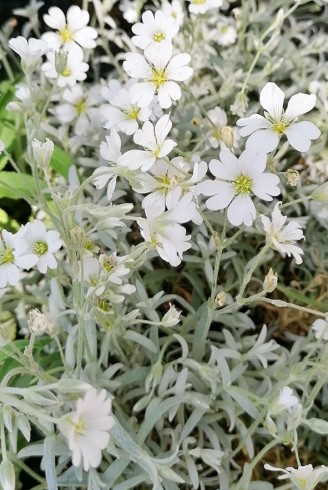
1 0 328 488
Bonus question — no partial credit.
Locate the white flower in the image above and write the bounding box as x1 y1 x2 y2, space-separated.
216 21 237 46
99 253 132 285
42 6 97 51
198 148 280 227
27 309 56 336
312 319 328 340
32 138 54 168
260 202 304 264
187 0 222 15
8 36 48 72
119 0 139 24
162 0 185 27
93 129 123 200
100 82 151 135
237 82 321 153
136 157 207 218
270 386 300 416
137 194 195 266
123 44 193 109
207 106 228 149
264 463 328 490
162 304 181 327
20 220 62 274
131 10 179 51
56 85 102 135
42 45 88 87
59 388 115 471
0 230 37 288
120 114 177 172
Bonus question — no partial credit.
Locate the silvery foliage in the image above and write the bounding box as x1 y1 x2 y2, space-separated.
1 0 328 489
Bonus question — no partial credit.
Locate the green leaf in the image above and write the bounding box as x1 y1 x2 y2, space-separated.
303 417 328 435
50 147 73 178
277 284 328 312
0 171 41 200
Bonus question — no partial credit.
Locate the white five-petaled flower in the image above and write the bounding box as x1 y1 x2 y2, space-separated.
42 45 89 87
120 114 177 172
264 463 328 490
8 36 48 72
161 0 185 27
312 318 328 340
131 10 179 51
123 43 193 109
59 388 115 471
216 21 237 46
237 82 321 153
187 0 222 15
135 157 207 219
100 81 151 135
137 194 196 266
198 148 280 227
20 220 62 274
260 202 304 264
0 230 37 289
56 85 102 135
42 6 98 51
269 386 300 416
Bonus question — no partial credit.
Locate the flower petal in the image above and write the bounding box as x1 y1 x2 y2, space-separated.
285 121 321 152
260 82 284 120
245 129 280 153
284 93 316 121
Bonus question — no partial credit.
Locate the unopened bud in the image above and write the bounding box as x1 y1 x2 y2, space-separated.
222 126 234 149
215 291 227 307
285 169 299 187
32 138 54 169
0 460 15 490
27 309 56 336
162 304 181 327
311 181 328 202
263 268 278 293
55 49 68 75
69 226 86 250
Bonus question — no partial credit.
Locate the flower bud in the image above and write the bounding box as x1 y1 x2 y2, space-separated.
215 291 227 307
191 117 201 126
27 309 56 336
311 181 328 202
263 268 278 293
32 138 54 169
55 49 68 75
285 169 299 187
0 460 15 490
162 304 181 327
69 226 87 250
221 126 234 149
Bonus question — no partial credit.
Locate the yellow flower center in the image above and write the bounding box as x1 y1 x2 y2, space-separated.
214 128 222 140
192 0 205 4
172 11 177 19
61 68 71 77
101 255 117 273
97 298 111 312
153 146 161 158
233 175 252 194
0 248 14 265
151 68 168 90
125 107 140 120
272 120 288 135
220 25 229 34
75 100 86 115
59 27 73 44
34 241 48 256
153 32 166 42
74 418 86 434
